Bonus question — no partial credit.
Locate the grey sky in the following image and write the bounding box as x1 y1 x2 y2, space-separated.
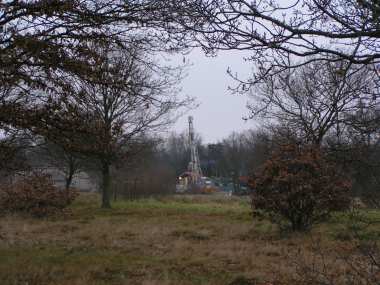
171 48 257 144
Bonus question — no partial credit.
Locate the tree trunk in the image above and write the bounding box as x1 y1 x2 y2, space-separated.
113 183 117 202
65 170 74 191
101 161 112 209
65 158 77 191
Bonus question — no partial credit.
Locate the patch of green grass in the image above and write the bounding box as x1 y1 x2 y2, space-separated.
3 193 380 284
114 197 247 213
324 210 380 241
70 194 251 222
0 245 235 285
0 245 158 283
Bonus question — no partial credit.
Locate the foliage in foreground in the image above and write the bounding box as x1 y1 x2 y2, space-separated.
0 173 77 217
251 144 352 231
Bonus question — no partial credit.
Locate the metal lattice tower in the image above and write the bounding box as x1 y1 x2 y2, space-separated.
188 116 202 184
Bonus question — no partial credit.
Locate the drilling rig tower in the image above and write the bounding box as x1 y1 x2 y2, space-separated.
188 116 202 184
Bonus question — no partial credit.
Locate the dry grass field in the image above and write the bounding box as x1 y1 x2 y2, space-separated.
0 193 379 285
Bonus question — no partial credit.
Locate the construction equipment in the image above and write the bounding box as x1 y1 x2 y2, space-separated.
176 116 203 192
187 116 202 185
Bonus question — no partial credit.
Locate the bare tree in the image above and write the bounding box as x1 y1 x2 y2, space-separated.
0 41 189 208
249 60 377 145
112 136 177 200
53 43 189 208
0 131 31 180
0 0 189 93
0 1 194 152
32 140 88 190
164 132 191 176
169 0 380 82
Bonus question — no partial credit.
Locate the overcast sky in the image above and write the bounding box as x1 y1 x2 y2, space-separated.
169 48 257 144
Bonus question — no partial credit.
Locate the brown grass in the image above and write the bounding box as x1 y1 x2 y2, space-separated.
0 193 378 285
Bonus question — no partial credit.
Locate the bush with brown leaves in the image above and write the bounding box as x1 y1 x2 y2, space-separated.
250 144 352 231
0 173 78 218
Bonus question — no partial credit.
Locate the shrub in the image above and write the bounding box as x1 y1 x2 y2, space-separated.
0 173 78 217
250 144 351 231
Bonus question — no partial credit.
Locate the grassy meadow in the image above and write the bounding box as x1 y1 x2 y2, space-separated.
0 193 379 285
